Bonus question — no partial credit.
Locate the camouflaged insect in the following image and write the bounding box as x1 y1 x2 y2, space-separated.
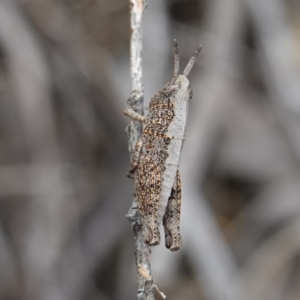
125 40 201 251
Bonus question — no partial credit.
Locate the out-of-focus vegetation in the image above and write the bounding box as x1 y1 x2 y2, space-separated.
0 0 300 300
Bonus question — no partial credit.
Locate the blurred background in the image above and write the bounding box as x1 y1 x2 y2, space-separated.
0 0 300 299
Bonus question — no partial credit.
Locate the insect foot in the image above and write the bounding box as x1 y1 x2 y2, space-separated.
163 220 182 251
124 40 201 250
142 215 160 246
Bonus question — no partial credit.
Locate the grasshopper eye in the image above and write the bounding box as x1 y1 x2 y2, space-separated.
188 87 193 100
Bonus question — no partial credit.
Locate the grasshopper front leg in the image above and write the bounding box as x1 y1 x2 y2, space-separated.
128 138 143 178
124 108 146 123
125 109 160 245
124 107 145 178
163 169 182 251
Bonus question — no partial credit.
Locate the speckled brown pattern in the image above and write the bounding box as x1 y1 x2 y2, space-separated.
125 40 201 249
130 81 180 246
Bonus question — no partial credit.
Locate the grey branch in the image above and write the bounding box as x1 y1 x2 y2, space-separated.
125 1 154 300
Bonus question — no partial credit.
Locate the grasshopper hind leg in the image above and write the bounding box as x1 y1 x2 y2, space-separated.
136 154 161 246
163 169 182 251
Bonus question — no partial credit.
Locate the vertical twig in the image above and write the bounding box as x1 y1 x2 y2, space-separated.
125 1 155 300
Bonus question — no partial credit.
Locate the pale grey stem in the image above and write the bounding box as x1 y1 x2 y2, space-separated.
125 1 154 300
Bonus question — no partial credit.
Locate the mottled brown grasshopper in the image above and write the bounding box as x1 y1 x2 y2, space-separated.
124 40 201 251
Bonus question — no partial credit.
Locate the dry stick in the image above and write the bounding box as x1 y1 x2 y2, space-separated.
125 1 156 300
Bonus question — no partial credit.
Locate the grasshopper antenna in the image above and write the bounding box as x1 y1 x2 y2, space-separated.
183 45 202 76
173 39 180 78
